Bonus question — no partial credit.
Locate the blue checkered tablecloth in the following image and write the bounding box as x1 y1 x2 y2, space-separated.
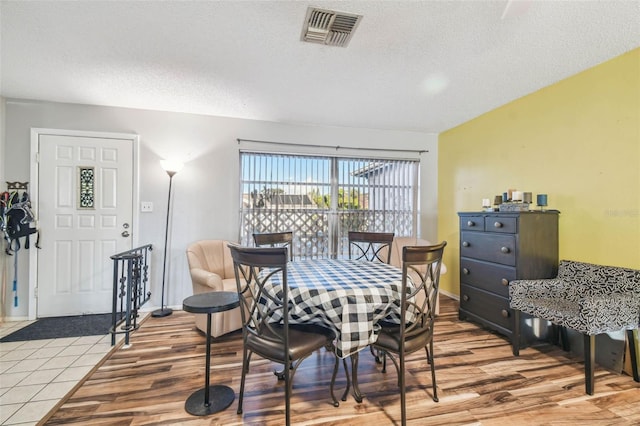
260 259 408 358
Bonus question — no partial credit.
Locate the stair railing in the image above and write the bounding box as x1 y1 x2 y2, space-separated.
110 244 153 346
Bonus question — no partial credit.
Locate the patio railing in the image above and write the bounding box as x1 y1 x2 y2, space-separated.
240 208 414 259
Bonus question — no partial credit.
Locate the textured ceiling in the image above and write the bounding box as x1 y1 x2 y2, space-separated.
1 1 639 133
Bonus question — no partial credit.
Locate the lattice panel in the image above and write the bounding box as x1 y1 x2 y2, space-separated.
241 208 413 259
241 209 330 258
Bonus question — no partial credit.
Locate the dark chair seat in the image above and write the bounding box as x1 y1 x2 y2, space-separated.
247 325 333 361
376 322 433 354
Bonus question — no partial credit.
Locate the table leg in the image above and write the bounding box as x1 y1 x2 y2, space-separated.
351 352 364 403
185 312 235 416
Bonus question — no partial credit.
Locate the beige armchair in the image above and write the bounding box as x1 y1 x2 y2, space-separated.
186 240 244 337
390 236 448 314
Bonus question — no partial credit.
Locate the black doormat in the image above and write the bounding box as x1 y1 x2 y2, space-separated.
1 313 113 342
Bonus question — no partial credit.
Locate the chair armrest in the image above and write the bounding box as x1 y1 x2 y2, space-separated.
509 279 573 301
189 268 224 292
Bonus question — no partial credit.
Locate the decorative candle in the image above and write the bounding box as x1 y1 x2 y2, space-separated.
537 194 548 207
512 191 523 202
507 189 514 200
482 198 491 208
503 192 509 202
494 195 503 205
523 192 532 204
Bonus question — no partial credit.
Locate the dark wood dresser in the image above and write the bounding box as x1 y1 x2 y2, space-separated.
458 211 559 340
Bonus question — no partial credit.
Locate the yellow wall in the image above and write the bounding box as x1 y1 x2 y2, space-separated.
438 48 640 296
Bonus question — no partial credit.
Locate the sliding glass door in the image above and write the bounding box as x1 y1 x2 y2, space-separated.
239 151 419 259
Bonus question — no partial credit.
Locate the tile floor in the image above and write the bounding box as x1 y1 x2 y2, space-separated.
0 319 122 425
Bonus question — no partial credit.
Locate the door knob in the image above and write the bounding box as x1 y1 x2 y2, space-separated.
121 230 130 237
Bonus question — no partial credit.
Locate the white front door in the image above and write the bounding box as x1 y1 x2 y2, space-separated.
34 131 136 317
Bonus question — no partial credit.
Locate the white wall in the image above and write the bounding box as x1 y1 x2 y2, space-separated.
2 98 439 318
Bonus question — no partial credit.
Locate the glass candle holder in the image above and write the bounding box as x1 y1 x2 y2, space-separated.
537 194 548 211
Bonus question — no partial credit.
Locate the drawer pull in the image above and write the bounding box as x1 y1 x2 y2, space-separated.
501 309 510 318
467 220 475 227
462 241 470 247
494 221 503 228
462 294 469 302
462 268 470 275
501 246 510 254
501 278 509 286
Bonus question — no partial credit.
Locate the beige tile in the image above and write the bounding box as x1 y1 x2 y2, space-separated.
70 352 105 367
0 402 23 423
44 337 79 348
53 365 93 382
3 398 57 424
0 384 44 404
85 343 112 354
74 335 104 345
0 360 18 374
17 339 53 350
41 355 79 370
4 358 48 374
7 422 40 426
31 381 76 401
99 334 115 345
0 341 27 352
55 345 91 358
17 368 64 386
0 349 37 362
0 371 30 389
25 346 64 360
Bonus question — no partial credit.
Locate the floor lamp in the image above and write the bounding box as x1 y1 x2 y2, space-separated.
152 160 183 318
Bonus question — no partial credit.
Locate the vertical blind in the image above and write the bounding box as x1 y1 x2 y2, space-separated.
239 151 420 259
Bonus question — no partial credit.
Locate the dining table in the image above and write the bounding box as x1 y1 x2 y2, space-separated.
259 258 412 402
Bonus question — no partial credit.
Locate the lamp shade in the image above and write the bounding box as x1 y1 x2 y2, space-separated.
160 160 184 174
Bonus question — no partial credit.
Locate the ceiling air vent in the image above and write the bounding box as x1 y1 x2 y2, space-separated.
301 7 362 47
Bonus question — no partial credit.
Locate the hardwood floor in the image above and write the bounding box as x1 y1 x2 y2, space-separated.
43 297 640 425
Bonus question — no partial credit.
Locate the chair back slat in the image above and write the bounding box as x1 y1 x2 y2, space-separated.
229 245 289 345
348 231 394 263
401 242 447 340
253 231 294 261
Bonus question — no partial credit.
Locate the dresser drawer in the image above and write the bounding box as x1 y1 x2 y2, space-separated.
460 258 516 298
459 215 484 231
460 232 516 266
484 216 517 234
460 284 512 331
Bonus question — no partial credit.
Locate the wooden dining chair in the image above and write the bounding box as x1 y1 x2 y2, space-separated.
348 231 394 263
370 241 447 426
228 245 340 425
253 231 294 261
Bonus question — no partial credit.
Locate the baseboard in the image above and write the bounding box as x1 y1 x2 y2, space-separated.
440 289 459 301
1 316 30 322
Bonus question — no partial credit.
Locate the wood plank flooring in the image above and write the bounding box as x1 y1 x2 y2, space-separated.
42 297 640 425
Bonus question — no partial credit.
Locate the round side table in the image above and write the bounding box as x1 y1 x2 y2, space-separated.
183 291 240 416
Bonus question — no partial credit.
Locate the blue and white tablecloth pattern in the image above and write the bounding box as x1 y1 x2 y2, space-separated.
260 259 407 358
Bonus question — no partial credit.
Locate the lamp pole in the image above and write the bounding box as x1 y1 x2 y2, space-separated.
152 167 178 317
